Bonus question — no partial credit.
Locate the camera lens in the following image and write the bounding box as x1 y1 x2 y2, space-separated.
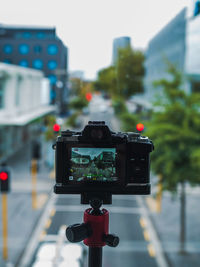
91 129 103 140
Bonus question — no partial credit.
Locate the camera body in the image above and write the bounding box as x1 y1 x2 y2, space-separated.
54 121 154 203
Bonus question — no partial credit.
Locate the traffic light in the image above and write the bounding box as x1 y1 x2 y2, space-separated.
136 123 144 132
85 92 92 102
53 123 61 133
0 167 10 193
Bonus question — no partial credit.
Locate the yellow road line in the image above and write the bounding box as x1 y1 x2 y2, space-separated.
148 244 156 257
45 218 52 229
139 217 147 228
143 229 150 241
39 230 46 241
50 208 56 217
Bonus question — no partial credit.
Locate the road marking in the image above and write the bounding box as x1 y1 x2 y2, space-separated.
148 244 156 257
50 208 56 217
37 193 48 209
55 205 144 214
146 196 157 213
49 169 55 179
137 196 168 267
143 229 150 241
139 217 147 228
45 218 52 229
39 230 47 241
18 191 58 267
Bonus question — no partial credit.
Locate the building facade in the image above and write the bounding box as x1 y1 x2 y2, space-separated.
144 8 187 101
0 63 54 162
185 0 200 92
112 36 131 64
0 24 68 114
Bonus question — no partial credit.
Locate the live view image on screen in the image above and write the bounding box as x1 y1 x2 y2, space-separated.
69 147 117 182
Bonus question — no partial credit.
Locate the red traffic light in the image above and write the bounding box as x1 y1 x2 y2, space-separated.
0 172 8 181
136 123 144 132
53 124 61 132
85 93 92 102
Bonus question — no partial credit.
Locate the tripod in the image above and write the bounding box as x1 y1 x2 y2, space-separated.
66 198 119 267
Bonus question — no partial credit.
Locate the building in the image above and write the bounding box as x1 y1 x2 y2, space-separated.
0 63 54 162
112 36 131 64
144 8 187 101
0 24 68 115
185 0 200 92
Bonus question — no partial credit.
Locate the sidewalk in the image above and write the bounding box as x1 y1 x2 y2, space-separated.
0 138 54 267
145 189 200 267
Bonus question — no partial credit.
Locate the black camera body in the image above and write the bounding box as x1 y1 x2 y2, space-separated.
54 121 154 203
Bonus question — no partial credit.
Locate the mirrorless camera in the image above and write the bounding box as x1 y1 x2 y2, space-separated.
53 121 154 203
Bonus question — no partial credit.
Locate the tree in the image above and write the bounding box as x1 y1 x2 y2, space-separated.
93 66 116 97
146 63 200 253
116 47 145 99
94 47 145 100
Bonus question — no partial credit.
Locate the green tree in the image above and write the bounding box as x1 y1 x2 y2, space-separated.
146 63 200 253
116 47 145 99
94 47 145 100
93 66 116 97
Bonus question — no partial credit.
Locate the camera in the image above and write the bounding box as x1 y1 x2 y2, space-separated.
53 121 154 204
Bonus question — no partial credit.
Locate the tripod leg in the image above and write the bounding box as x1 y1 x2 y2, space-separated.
88 247 102 267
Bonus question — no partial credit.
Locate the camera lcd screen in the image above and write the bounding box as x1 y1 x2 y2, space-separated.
69 147 117 182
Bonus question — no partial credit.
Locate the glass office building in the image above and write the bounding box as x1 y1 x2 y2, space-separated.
144 8 187 101
185 0 200 92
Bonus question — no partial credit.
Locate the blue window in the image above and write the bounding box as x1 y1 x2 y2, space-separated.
37 32 45 39
19 60 28 67
48 60 57 70
47 44 58 55
3 44 13 54
34 45 42 53
19 44 29 54
23 32 31 38
3 59 12 64
48 75 57 85
32 59 43 69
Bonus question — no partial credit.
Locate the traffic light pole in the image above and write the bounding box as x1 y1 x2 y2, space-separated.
1 193 8 260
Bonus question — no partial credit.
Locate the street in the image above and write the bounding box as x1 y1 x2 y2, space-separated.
19 96 166 267
1 95 200 267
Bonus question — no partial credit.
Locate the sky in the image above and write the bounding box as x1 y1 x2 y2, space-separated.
0 0 189 79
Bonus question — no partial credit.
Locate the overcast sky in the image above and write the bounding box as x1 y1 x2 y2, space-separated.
0 0 189 79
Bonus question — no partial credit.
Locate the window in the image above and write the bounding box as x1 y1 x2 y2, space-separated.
194 1 200 17
37 32 45 39
3 59 12 64
23 32 31 39
19 44 29 54
32 59 43 69
19 60 28 67
47 44 58 55
34 45 42 53
48 75 57 85
48 60 57 70
3 44 13 54
0 80 5 109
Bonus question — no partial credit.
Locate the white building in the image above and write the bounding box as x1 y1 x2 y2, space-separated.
0 63 55 161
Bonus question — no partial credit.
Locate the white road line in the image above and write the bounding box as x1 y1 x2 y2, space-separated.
18 190 58 267
137 196 169 267
55 205 144 214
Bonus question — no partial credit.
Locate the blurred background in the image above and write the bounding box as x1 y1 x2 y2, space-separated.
0 0 200 266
